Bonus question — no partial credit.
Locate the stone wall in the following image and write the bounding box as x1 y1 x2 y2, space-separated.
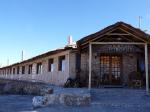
0 79 51 95
122 53 137 85
80 45 140 86
80 52 89 81
69 51 77 79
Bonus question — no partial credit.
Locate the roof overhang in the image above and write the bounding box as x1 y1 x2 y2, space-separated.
77 22 150 50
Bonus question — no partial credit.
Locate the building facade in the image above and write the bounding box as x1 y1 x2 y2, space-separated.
0 22 150 89
77 22 150 91
0 48 77 86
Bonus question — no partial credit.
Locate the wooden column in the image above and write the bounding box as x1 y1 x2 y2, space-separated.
88 43 92 90
145 44 149 93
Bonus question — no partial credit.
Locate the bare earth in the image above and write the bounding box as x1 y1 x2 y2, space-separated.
0 88 150 112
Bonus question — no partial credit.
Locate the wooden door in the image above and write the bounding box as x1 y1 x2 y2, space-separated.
100 55 122 85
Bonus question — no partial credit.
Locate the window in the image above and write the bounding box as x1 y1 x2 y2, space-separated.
10 68 12 74
48 59 54 72
58 56 65 71
7 69 9 75
3 70 5 75
22 66 25 74
28 64 32 74
36 63 42 74
4 70 6 75
13 68 15 74
17 66 20 74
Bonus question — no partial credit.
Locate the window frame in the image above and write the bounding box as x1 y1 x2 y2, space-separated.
28 64 33 74
17 66 20 74
22 66 25 74
58 56 66 71
36 62 42 74
13 68 15 74
48 58 54 72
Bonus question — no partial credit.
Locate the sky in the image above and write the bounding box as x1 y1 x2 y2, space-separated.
0 0 150 67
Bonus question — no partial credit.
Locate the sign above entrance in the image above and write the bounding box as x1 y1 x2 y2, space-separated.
96 45 142 53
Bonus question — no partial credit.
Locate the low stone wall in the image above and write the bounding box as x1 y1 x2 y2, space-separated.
0 78 53 95
0 78 91 107
32 93 91 108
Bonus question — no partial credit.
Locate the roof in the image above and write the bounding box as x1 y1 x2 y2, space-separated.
0 47 77 69
1 21 150 69
77 21 150 48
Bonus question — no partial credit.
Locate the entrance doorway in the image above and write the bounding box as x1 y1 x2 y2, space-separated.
100 55 122 85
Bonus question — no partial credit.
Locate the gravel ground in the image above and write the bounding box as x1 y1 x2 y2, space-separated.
0 88 150 112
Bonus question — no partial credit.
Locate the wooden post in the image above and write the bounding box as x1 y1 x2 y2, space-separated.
88 43 92 90
68 52 70 79
145 44 149 93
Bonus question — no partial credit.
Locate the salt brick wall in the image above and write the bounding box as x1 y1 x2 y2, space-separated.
69 52 76 79
0 50 76 86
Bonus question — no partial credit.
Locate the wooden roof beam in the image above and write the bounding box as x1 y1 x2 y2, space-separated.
106 33 130 35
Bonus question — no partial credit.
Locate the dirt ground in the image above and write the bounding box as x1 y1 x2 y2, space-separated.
0 88 150 112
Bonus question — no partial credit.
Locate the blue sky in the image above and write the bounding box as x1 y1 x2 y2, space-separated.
0 0 150 66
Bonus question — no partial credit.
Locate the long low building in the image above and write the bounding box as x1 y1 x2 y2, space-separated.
0 22 150 91
0 47 77 86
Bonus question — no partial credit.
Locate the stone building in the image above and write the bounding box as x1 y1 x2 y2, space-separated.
0 22 150 90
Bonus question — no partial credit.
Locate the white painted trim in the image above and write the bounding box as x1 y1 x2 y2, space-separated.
88 43 92 90
145 44 149 93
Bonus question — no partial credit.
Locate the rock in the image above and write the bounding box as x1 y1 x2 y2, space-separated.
59 93 91 106
32 96 48 108
47 89 53 94
1 79 48 95
3 83 14 94
77 94 91 106
3 82 24 94
23 84 41 95
40 87 53 95
32 93 91 107
44 94 60 105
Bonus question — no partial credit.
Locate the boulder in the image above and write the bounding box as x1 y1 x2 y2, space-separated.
3 82 24 94
44 94 60 105
32 96 48 108
23 84 42 95
0 79 52 95
40 87 53 95
32 93 91 108
3 83 14 94
59 93 91 106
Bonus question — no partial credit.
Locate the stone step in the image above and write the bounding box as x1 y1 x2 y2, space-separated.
100 85 124 88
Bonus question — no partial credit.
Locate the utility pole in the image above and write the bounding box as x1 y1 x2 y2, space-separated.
138 16 142 29
21 50 24 61
7 58 9 66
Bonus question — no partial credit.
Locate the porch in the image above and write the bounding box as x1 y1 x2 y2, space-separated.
88 42 147 89
77 22 150 92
